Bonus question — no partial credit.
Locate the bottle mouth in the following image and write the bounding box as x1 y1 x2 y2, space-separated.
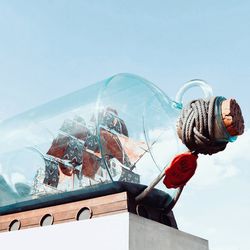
174 80 238 144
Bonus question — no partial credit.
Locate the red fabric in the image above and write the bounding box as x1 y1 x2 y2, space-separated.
163 152 198 189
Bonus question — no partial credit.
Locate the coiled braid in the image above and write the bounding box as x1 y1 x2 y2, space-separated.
177 97 228 155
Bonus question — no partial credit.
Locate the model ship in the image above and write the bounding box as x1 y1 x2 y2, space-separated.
31 107 146 197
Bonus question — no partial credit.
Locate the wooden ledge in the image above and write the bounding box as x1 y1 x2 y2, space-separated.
0 192 128 232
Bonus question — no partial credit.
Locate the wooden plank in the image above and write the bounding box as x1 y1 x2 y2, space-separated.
0 192 128 232
92 200 128 215
0 192 127 222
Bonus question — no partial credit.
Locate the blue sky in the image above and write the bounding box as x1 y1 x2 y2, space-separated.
0 1 250 249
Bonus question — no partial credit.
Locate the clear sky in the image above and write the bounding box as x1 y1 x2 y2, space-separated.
0 1 249 250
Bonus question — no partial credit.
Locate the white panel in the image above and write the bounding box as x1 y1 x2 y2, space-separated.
0 213 129 250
